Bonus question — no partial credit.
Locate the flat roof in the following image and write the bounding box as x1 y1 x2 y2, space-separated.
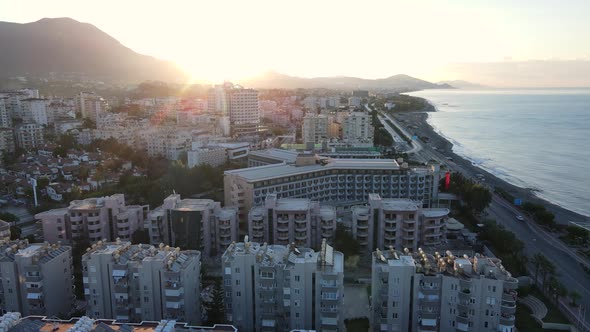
249 148 298 163
422 208 450 218
225 158 402 182
381 199 419 211
174 199 214 211
275 198 311 211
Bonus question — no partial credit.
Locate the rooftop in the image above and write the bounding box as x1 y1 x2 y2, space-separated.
174 199 215 212
380 198 419 211
225 158 404 182
248 148 299 163
274 198 312 211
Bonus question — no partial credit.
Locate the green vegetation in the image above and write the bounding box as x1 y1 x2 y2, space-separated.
479 220 527 276
205 279 226 325
562 225 589 246
443 173 492 215
333 224 361 258
0 212 19 224
522 202 557 229
344 318 370 332
370 109 393 147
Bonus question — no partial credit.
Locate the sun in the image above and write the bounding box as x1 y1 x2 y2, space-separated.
178 60 264 85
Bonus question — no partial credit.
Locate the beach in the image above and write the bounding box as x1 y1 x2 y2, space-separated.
393 109 589 225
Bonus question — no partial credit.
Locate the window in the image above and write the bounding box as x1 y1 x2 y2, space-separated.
393 313 398 319
144 297 149 303
235 267 240 273
236 291 241 297
236 280 240 285
295 275 300 282
484 321 488 328
294 288 300 294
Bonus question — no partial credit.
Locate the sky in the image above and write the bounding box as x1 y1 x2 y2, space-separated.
2 0 590 86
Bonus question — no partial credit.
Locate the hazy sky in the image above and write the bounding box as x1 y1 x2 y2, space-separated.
2 0 590 86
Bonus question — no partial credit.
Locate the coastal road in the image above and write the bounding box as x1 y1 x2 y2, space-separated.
383 110 590 324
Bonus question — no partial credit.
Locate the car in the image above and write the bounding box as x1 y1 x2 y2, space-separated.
515 215 524 221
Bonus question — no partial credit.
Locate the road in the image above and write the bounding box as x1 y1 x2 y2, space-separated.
381 109 590 325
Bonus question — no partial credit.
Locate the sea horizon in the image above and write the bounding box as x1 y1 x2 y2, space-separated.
407 88 590 218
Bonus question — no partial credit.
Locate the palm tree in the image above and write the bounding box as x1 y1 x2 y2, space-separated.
570 291 582 307
538 256 556 292
531 253 544 285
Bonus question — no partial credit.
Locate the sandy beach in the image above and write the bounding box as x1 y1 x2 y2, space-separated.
393 109 589 225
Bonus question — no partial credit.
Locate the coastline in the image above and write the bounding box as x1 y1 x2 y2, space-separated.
397 108 589 224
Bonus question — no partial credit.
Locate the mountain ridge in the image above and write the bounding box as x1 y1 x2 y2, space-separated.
240 71 453 91
0 17 187 83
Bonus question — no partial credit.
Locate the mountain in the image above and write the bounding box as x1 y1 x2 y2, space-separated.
0 18 187 83
437 80 486 89
240 71 453 91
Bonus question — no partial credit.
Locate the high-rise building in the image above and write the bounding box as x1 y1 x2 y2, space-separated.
0 128 15 153
348 96 363 108
0 240 74 317
371 248 518 332
76 92 108 123
14 123 44 150
35 194 148 245
0 97 12 128
21 98 48 125
82 241 201 324
248 194 336 249
351 194 449 252
0 220 11 241
352 90 369 98
222 239 344 332
208 83 260 136
341 111 373 144
146 128 192 160
302 114 329 147
147 194 238 257
224 155 440 221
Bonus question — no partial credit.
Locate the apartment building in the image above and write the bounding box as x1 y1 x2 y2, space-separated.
21 98 48 125
14 123 44 150
187 146 227 168
348 96 363 108
208 83 260 136
248 194 336 249
146 128 191 161
0 97 12 128
222 239 344 332
371 248 518 332
225 155 440 221
0 240 74 317
35 194 148 245
147 194 238 257
302 114 329 146
341 111 373 144
76 92 108 122
351 194 449 252
82 241 201 324
0 128 15 153
0 220 10 241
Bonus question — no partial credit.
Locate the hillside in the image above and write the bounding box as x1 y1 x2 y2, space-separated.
0 18 187 83
240 71 453 91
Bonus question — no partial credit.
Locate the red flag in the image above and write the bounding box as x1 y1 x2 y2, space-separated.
445 171 451 190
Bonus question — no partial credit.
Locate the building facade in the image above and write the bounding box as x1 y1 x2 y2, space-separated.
208 83 260 136
21 98 48 126
0 97 12 128
341 111 373 144
187 147 227 168
77 92 108 122
222 240 344 332
0 128 15 153
35 194 148 245
0 240 74 317
371 248 518 332
147 195 238 257
302 114 329 147
82 241 201 324
351 194 449 252
14 123 44 150
248 195 336 249
224 156 440 221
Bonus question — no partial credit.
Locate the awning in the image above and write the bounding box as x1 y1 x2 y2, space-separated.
27 292 42 299
421 318 437 327
112 269 127 277
262 320 276 327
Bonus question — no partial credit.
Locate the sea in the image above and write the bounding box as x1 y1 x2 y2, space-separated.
406 88 590 217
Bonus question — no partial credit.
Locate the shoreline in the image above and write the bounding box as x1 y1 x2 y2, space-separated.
395 109 589 224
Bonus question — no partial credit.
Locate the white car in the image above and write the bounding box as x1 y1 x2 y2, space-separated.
515 215 525 221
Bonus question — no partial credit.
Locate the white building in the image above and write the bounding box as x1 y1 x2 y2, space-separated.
0 240 74 317
224 155 440 221
35 194 148 244
371 248 518 332
348 96 362 108
222 239 344 332
21 98 48 125
14 123 44 150
248 194 336 249
76 92 108 122
147 194 238 257
187 147 227 168
146 128 191 160
302 114 329 147
0 220 11 241
0 128 15 153
0 97 12 128
82 241 201 324
341 111 373 144
208 83 260 136
351 194 449 252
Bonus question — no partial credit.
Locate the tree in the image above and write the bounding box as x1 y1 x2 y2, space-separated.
10 226 21 240
565 225 589 245
570 290 582 307
131 229 150 245
333 225 360 258
538 257 556 292
531 253 544 285
206 279 225 325
0 212 20 225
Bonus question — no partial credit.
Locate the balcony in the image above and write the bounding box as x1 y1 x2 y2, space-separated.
356 222 369 229
277 233 289 241
252 223 264 230
459 279 472 289
384 232 396 240
277 218 289 224
499 315 515 326
252 231 264 238
504 277 519 290
295 225 307 232
501 302 516 315
384 225 396 232
295 233 307 240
